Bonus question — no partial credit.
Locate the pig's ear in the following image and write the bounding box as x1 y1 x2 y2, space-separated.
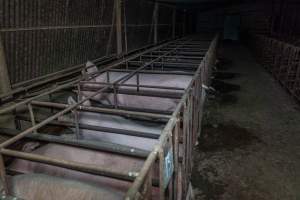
67 96 77 105
86 61 98 74
22 142 40 152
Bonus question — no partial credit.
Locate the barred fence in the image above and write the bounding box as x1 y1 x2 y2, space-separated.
248 34 300 101
0 0 185 86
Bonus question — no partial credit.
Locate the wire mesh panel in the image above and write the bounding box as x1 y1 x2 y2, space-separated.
0 0 116 84
157 4 173 42
123 0 155 53
175 11 185 37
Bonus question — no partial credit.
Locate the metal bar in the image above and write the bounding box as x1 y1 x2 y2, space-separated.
0 38 188 148
141 55 203 60
27 103 37 134
17 115 161 140
78 88 184 99
0 127 149 159
30 100 171 120
0 38 184 110
125 34 219 199
89 102 173 115
80 81 186 91
126 147 160 198
1 149 137 182
110 68 195 75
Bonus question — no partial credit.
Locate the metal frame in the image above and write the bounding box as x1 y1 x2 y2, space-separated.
0 34 219 199
249 34 300 102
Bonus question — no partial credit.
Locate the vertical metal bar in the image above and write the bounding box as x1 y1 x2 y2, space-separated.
136 73 140 92
159 148 165 200
113 84 118 109
28 103 37 134
73 108 80 140
173 117 180 200
106 71 110 83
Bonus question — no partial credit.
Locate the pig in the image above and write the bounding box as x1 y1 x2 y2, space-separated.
76 111 163 151
8 174 123 200
9 143 159 199
66 96 164 151
81 61 193 112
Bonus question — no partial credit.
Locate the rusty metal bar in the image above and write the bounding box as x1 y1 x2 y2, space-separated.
30 100 171 120
0 127 149 159
1 148 138 182
125 34 219 199
110 68 195 75
80 81 186 91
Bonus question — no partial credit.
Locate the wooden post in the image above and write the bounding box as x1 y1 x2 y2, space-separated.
172 7 176 39
0 35 15 129
153 2 159 44
115 0 123 55
0 36 11 95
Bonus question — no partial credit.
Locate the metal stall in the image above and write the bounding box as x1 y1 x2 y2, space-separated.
0 34 218 200
248 34 300 102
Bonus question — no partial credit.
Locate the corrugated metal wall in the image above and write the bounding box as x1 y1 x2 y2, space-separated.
0 0 185 86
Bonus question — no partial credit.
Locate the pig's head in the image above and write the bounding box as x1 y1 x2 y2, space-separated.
82 61 98 78
22 142 40 152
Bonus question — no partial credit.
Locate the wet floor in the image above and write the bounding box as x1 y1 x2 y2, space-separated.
192 42 300 200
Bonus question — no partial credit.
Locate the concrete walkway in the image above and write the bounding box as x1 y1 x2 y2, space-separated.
192 42 300 200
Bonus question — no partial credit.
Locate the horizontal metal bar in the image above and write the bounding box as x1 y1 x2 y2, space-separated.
31 101 171 120
141 55 203 60
80 81 185 91
111 68 196 75
78 88 184 99
0 38 185 114
17 115 161 140
127 61 198 69
89 101 173 115
1 148 137 182
0 128 149 159
0 25 113 32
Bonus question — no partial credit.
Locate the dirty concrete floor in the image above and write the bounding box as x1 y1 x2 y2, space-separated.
192 42 300 200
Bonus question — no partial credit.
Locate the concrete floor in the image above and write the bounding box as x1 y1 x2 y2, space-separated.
192 42 300 200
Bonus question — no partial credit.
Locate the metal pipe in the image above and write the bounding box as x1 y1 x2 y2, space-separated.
0 37 185 114
17 115 161 140
0 128 149 159
0 38 189 148
31 100 170 120
80 81 186 91
78 88 184 99
1 149 137 182
110 68 195 75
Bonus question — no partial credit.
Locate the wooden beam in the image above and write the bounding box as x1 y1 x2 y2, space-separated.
0 36 11 95
0 35 15 129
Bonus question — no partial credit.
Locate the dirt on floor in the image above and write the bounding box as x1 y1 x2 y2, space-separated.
192 42 300 200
